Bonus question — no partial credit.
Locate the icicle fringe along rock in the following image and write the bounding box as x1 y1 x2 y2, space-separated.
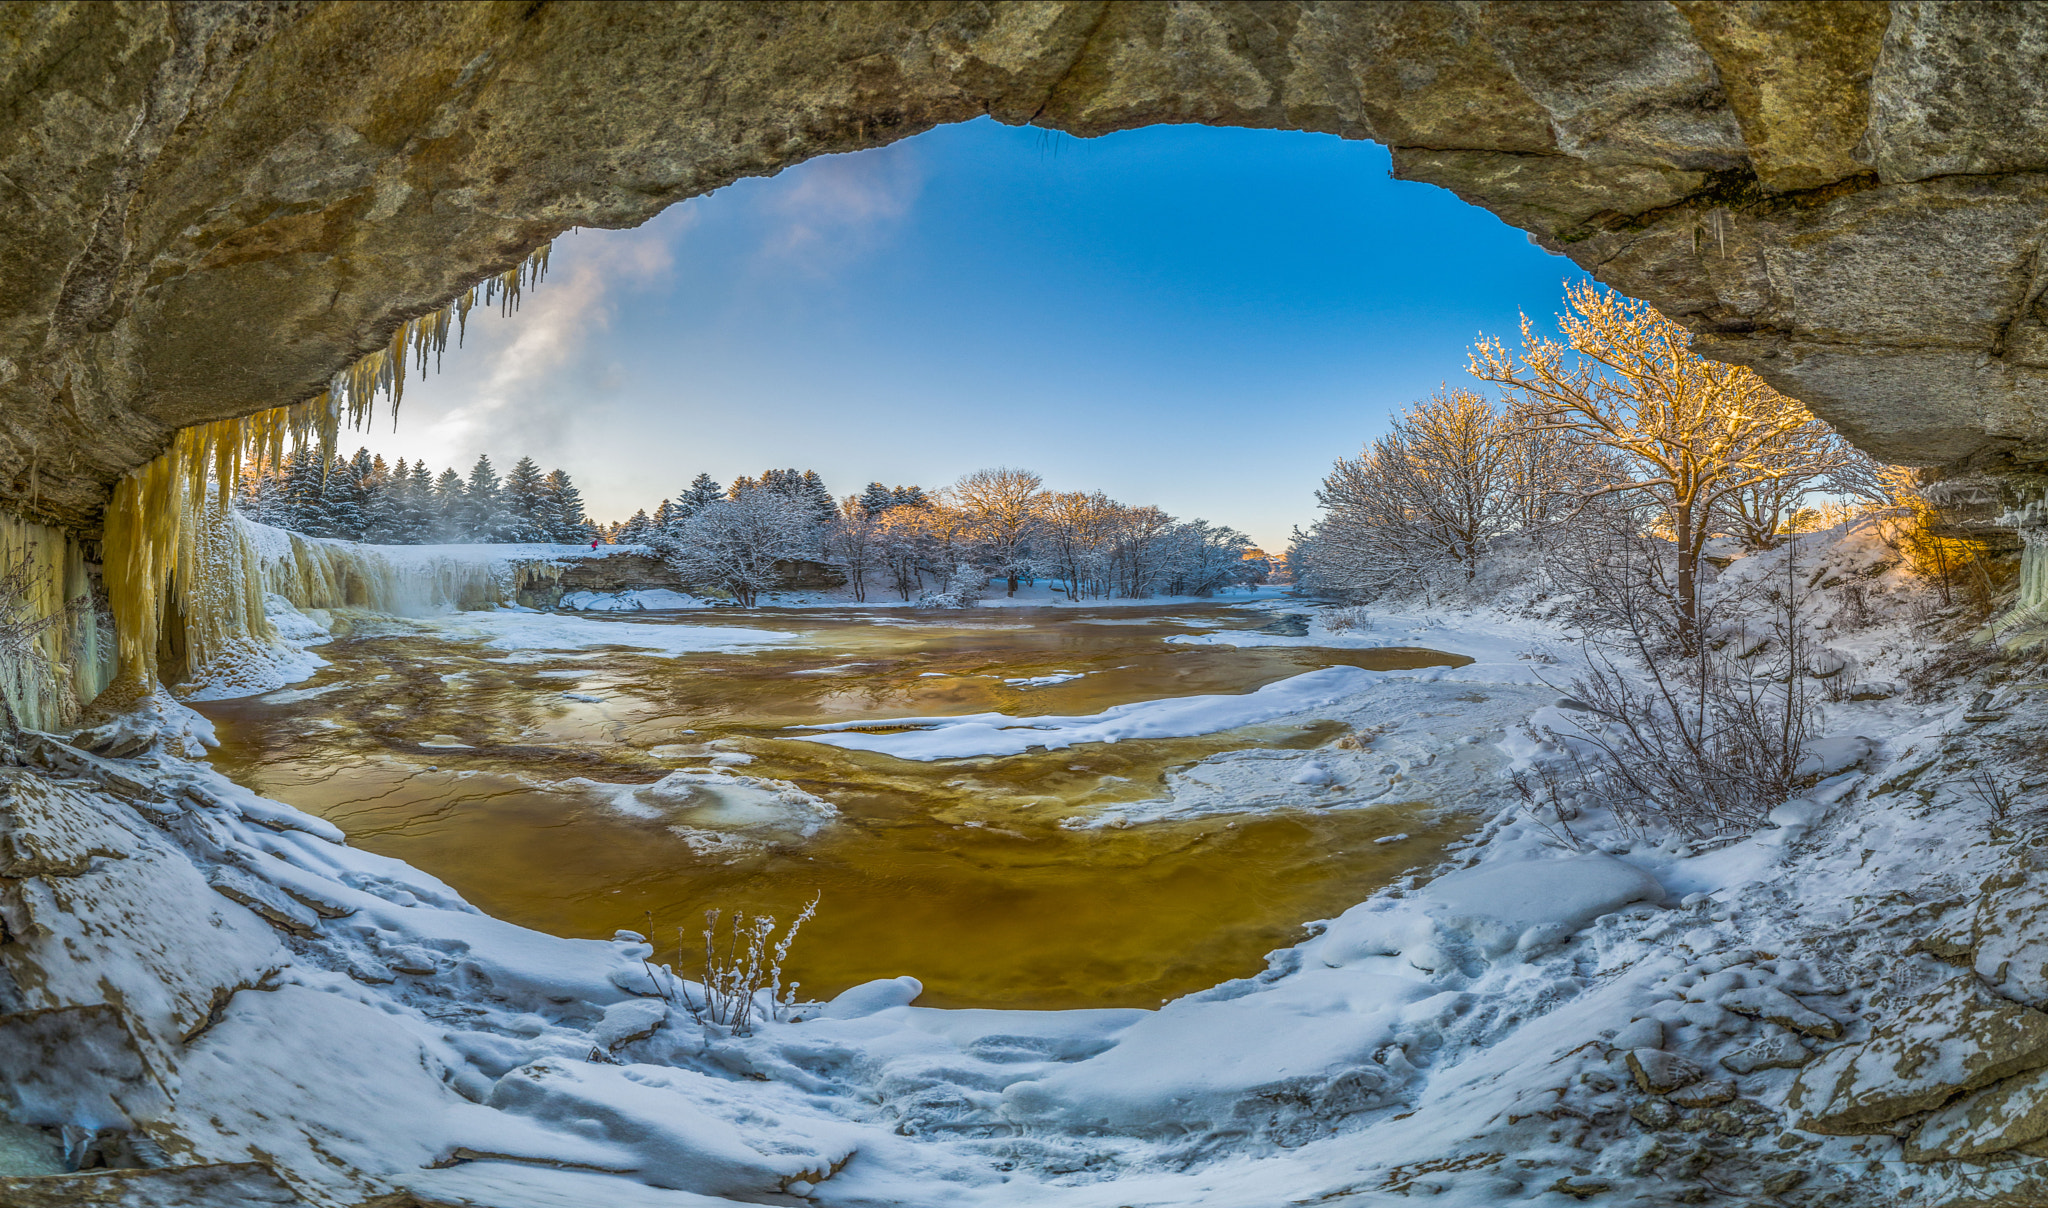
94 246 551 705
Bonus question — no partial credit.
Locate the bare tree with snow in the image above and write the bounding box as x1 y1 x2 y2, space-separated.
657 491 818 607
1471 284 1848 646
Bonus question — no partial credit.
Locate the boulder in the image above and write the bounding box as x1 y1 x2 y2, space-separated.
1788 976 2048 1134
1627 1050 1704 1095
1667 1079 1737 1109
1970 867 2048 1009
1906 1065 2048 1161
1719 985 1842 1039
0 1004 168 1129
0 1163 309 1207
1721 1033 1814 1074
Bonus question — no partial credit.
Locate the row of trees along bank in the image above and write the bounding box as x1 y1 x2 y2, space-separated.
1290 284 1899 643
236 453 1267 608
237 448 596 545
641 467 1267 607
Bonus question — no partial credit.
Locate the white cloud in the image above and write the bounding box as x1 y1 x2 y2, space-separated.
385 215 686 468
760 142 924 273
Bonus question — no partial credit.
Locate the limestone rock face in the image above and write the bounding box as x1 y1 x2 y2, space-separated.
12 2 2048 530
1906 1064 2048 1162
1906 837 2048 1010
0 1163 311 1207
1787 975 2048 1135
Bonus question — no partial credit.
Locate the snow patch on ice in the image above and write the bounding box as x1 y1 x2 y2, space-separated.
558 588 712 612
785 665 1396 760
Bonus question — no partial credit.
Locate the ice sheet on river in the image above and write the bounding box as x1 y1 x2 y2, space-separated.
421 609 795 657
783 665 1407 760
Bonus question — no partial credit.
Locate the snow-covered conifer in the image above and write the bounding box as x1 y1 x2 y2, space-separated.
618 509 654 545
432 468 467 541
397 461 436 543
542 469 591 543
462 455 519 542
279 446 326 532
799 470 837 526
859 482 896 515
502 456 549 543
363 456 407 543
675 473 723 520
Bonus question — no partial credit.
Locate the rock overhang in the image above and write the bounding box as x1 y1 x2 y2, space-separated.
11 0 2048 533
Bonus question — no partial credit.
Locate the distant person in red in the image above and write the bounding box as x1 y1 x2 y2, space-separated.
590 537 600 550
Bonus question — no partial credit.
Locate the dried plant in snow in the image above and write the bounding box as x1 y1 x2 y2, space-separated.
1961 768 2016 824
1322 605 1372 634
685 895 819 1036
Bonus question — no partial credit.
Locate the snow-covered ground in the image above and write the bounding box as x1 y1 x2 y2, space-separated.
7 519 2043 1205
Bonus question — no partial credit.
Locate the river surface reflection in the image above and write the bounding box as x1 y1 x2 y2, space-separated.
196 602 1473 1008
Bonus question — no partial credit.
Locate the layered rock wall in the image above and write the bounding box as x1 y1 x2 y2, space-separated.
12 1 2048 533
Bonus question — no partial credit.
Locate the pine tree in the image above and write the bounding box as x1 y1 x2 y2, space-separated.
619 509 654 544
399 461 436 543
728 474 759 500
236 460 288 526
463 454 517 542
799 469 837 525
363 455 407 542
433 468 468 541
859 482 895 516
542 469 592 543
892 484 930 510
652 499 675 531
316 453 369 540
675 473 723 521
280 445 326 531
502 455 549 543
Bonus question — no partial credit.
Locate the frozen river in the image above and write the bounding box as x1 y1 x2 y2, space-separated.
195 602 1469 1009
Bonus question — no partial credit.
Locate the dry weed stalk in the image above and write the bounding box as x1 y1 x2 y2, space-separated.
689 894 820 1035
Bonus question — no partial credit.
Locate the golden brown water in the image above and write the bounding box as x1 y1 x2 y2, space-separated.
196 604 1474 1009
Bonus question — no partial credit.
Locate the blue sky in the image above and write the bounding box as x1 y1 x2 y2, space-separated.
373 118 1589 552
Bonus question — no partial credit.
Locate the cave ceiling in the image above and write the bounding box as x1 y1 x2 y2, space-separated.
7 0 2048 531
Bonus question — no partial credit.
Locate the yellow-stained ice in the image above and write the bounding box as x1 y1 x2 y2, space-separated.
94 245 553 705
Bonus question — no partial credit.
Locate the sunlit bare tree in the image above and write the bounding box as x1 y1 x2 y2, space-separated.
1470 284 1843 644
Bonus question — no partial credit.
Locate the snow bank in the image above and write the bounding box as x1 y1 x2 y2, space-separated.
784 665 1390 760
1409 854 1665 957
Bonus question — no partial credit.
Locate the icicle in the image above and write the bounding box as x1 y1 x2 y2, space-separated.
95 240 554 702
0 511 112 729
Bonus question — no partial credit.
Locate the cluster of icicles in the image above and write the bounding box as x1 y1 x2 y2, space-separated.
0 247 554 728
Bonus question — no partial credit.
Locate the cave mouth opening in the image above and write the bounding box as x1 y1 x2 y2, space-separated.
66 117 1569 1009
81 115 1584 716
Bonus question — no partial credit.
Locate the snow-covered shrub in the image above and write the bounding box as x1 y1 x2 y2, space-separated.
1521 537 1820 840
1322 605 1371 634
915 564 986 610
655 492 818 608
